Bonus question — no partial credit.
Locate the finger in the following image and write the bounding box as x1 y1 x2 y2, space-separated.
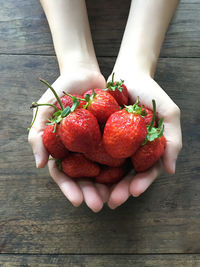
78 180 104 212
28 104 53 168
130 160 163 197
107 171 134 209
28 77 68 168
147 81 182 174
95 183 110 203
163 139 182 174
48 160 84 207
163 119 182 174
28 127 49 168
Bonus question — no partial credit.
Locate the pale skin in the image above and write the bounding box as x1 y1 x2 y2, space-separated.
28 0 182 211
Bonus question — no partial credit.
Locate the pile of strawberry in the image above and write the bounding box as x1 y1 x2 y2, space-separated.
30 75 166 184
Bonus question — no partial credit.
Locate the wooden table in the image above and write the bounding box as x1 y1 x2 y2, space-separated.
0 0 200 266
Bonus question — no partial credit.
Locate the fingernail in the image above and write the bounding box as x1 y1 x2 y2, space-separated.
72 202 80 208
172 161 176 174
34 154 40 168
108 203 117 210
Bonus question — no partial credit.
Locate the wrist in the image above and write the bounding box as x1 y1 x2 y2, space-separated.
59 67 106 91
112 59 154 82
60 53 100 75
113 49 158 79
112 0 179 80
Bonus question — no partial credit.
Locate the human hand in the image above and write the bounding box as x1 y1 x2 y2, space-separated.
28 69 111 212
106 72 182 209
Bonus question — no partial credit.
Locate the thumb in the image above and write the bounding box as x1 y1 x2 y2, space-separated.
28 76 66 167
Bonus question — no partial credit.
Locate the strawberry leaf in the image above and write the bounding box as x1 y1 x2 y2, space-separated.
83 90 97 109
107 81 124 92
71 98 80 113
61 106 71 117
147 127 159 142
84 94 90 102
124 97 147 117
142 100 164 145
106 73 124 92
55 159 62 171
53 110 62 117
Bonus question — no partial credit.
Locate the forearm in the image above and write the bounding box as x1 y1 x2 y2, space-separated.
113 0 179 77
40 0 99 74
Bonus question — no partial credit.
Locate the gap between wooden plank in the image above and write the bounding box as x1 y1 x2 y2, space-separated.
0 53 199 59
1 253 200 256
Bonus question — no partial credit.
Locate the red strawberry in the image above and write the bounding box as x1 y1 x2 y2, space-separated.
58 108 101 153
83 88 102 96
106 73 129 106
95 166 125 184
42 124 69 159
84 141 125 167
103 98 147 158
132 135 166 172
55 94 85 110
83 89 120 124
62 153 100 178
31 79 101 155
141 106 156 126
131 100 166 172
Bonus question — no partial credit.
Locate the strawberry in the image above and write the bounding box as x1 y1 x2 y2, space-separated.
106 73 129 106
132 135 166 172
95 166 125 184
83 89 120 124
131 100 166 172
42 124 69 159
58 108 101 154
62 153 100 178
83 88 102 96
141 106 156 126
103 97 147 158
84 141 125 167
30 79 101 155
55 94 85 110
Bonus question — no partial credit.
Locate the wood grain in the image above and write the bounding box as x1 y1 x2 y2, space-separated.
0 254 200 267
0 0 199 57
1 0 200 263
0 55 200 254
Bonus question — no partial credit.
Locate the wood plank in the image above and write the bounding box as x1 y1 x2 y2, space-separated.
0 55 200 254
0 254 200 267
0 0 199 57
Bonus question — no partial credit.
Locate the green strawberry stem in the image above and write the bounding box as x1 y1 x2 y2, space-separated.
63 89 96 109
157 118 165 138
84 90 97 107
27 105 38 132
111 72 115 83
39 78 64 111
135 96 139 106
158 117 164 129
28 102 60 132
148 99 156 131
142 99 164 145
30 102 60 111
63 91 85 102
106 72 124 92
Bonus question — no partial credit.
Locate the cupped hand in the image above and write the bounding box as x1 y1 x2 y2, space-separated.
28 69 110 212
106 72 182 209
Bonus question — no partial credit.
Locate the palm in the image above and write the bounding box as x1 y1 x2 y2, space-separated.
106 73 182 209
29 70 111 212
